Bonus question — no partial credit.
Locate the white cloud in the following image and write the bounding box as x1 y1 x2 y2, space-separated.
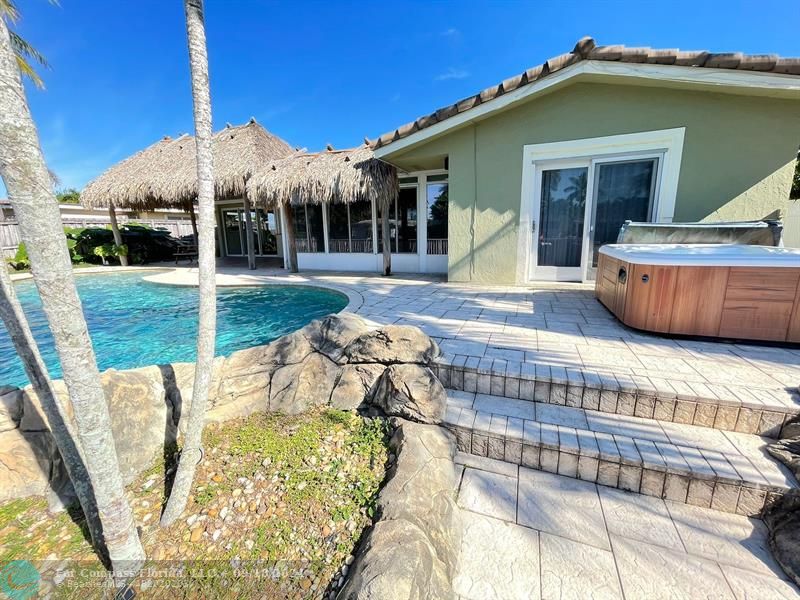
435 68 469 81
441 27 460 37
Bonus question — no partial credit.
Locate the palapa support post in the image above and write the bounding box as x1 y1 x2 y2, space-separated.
283 203 299 273
242 188 257 270
108 202 129 267
188 201 199 244
381 200 391 276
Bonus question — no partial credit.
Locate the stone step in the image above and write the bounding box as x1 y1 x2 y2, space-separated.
433 356 799 438
442 390 798 517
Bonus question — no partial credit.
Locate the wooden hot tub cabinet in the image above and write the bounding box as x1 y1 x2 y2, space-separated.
596 245 800 343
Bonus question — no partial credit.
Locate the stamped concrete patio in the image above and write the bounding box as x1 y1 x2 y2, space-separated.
147 266 800 418
144 266 800 598
453 452 798 600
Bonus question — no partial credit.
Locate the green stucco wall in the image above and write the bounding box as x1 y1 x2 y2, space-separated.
385 82 800 283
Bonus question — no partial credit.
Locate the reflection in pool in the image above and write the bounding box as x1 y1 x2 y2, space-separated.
0 273 348 388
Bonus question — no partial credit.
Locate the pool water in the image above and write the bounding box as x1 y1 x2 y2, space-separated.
0 273 348 388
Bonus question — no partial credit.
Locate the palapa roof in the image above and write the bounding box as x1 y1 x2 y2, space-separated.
371 36 800 150
81 119 294 210
246 145 398 208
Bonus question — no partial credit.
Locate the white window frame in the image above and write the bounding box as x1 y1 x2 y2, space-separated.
516 127 685 284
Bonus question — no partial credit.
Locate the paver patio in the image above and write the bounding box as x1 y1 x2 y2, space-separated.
144 268 800 419
144 266 800 596
453 452 799 600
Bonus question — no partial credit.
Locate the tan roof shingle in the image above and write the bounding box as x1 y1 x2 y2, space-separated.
370 37 800 151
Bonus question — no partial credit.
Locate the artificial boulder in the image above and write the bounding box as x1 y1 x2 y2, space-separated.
99 367 175 483
343 325 439 366
330 364 386 411
377 422 461 575
338 420 460 600
371 364 446 424
337 519 451 600
269 352 339 414
161 358 225 434
763 489 800 587
768 436 800 480
303 313 368 362
18 367 172 484
0 428 61 501
0 385 22 432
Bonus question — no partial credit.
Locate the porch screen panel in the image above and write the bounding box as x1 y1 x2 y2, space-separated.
223 209 243 255
397 187 417 253
292 206 309 253
426 177 448 255
349 200 373 253
328 203 349 252
377 200 397 253
306 204 324 253
257 209 277 255
592 159 657 267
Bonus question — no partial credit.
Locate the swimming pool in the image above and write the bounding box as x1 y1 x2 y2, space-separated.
0 272 348 388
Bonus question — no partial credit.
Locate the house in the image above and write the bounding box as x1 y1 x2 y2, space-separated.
81 38 800 283
373 37 800 283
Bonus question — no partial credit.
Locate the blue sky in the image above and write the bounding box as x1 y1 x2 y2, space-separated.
9 0 800 192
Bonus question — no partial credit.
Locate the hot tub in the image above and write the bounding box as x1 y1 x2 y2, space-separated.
596 244 800 342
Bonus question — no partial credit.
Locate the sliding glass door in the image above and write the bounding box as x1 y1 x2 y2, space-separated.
529 155 660 282
587 158 658 280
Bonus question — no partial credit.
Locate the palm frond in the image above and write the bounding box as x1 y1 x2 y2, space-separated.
10 30 49 68
0 0 20 23
15 53 43 88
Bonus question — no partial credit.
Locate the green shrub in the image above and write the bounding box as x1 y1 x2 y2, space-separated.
6 243 29 271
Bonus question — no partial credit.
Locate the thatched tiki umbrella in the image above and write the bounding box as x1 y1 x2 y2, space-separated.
81 119 293 269
247 144 398 275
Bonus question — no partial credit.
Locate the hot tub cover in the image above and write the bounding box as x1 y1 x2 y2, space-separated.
599 244 800 267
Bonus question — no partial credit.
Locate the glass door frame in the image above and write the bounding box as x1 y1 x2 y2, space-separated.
529 152 664 282
529 158 593 282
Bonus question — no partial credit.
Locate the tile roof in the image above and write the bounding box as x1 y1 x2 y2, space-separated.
370 36 800 151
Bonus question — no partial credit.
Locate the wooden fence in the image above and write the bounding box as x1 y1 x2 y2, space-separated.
1 218 195 259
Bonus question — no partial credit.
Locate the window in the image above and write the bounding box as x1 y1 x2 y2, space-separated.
378 187 417 254
426 175 448 255
327 201 373 253
397 187 417 253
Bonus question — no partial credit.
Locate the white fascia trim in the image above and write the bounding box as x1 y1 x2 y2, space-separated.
375 61 800 158
514 127 686 284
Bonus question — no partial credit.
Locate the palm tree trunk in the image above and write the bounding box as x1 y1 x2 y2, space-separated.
160 0 217 526
108 202 128 267
0 16 144 577
283 203 299 273
0 265 104 548
242 189 256 270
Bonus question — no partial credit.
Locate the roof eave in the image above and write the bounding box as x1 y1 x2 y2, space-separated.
374 61 800 160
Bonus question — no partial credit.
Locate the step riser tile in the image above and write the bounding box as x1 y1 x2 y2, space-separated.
444 422 788 517
435 363 793 438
